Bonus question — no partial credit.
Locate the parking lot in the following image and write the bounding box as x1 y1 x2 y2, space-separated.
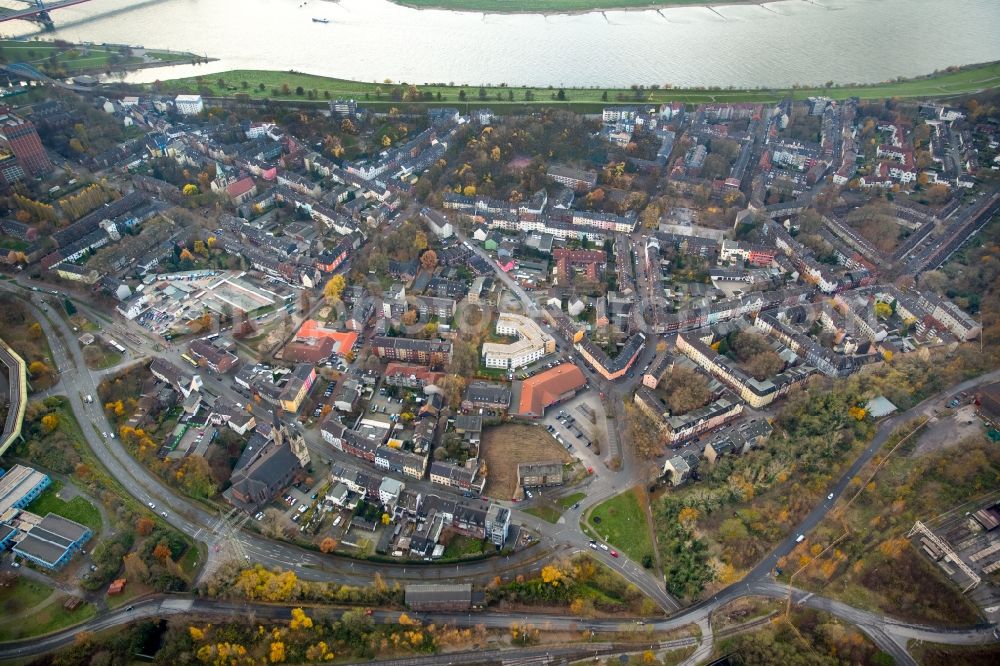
542 390 609 469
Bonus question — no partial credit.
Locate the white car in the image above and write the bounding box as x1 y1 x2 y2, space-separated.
599 543 609 551
147 502 156 509
827 493 834 500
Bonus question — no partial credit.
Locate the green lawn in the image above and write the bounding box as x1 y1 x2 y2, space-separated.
442 534 488 558
0 578 52 613
394 0 740 12
557 492 587 509
27 482 102 533
524 504 562 524
0 596 96 641
585 487 654 565
152 61 1000 112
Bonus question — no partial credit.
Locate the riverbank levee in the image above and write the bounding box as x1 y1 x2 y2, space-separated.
5 0 999 91
153 61 1000 111
392 0 752 13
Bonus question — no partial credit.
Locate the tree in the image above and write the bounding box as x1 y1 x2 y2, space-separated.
178 455 216 498
269 641 286 663
193 239 207 255
401 309 418 326
323 275 346 303
136 517 155 536
123 551 149 582
179 248 195 262
152 543 171 561
413 230 428 252
40 413 59 433
289 607 313 630
540 565 565 586
182 184 199 196
28 322 42 339
436 374 466 407
28 361 50 378
874 301 893 319
420 249 438 272
319 537 337 553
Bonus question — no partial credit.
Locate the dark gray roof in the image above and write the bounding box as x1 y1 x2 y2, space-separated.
405 583 472 605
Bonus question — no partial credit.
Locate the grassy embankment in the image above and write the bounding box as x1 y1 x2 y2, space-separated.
583 487 655 566
392 0 739 12
0 39 194 76
152 61 1000 112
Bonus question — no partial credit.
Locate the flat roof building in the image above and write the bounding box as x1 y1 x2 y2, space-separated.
0 464 51 516
12 513 92 570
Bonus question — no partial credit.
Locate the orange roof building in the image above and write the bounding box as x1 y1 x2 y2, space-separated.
107 578 127 595
512 364 586 418
294 320 358 354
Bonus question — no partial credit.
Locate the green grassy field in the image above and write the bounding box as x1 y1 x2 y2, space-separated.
0 40 193 75
27 482 102 533
557 491 587 509
584 487 654 565
0 578 52 613
153 61 1000 112
0 596 96 641
442 534 488 558
394 0 731 12
524 503 562 523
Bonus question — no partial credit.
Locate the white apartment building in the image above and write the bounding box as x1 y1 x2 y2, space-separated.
481 313 556 370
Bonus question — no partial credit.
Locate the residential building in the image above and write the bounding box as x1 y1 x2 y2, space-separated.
676 332 814 408
461 381 511 411
576 332 646 381
0 112 51 176
384 363 444 389
174 94 204 115
662 452 700 486
481 313 556 370
517 461 564 488
486 504 511 547
372 336 453 366
546 165 598 191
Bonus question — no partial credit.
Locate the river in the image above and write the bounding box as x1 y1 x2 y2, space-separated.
1 0 998 88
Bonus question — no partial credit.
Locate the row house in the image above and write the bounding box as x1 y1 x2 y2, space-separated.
372 336 453 366
676 332 815 409
633 386 744 446
429 461 486 494
375 445 428 480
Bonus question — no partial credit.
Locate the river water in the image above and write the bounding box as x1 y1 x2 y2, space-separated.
2 0 998 88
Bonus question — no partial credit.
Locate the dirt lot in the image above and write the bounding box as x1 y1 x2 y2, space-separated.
913 405 984 456
482 423 571 500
